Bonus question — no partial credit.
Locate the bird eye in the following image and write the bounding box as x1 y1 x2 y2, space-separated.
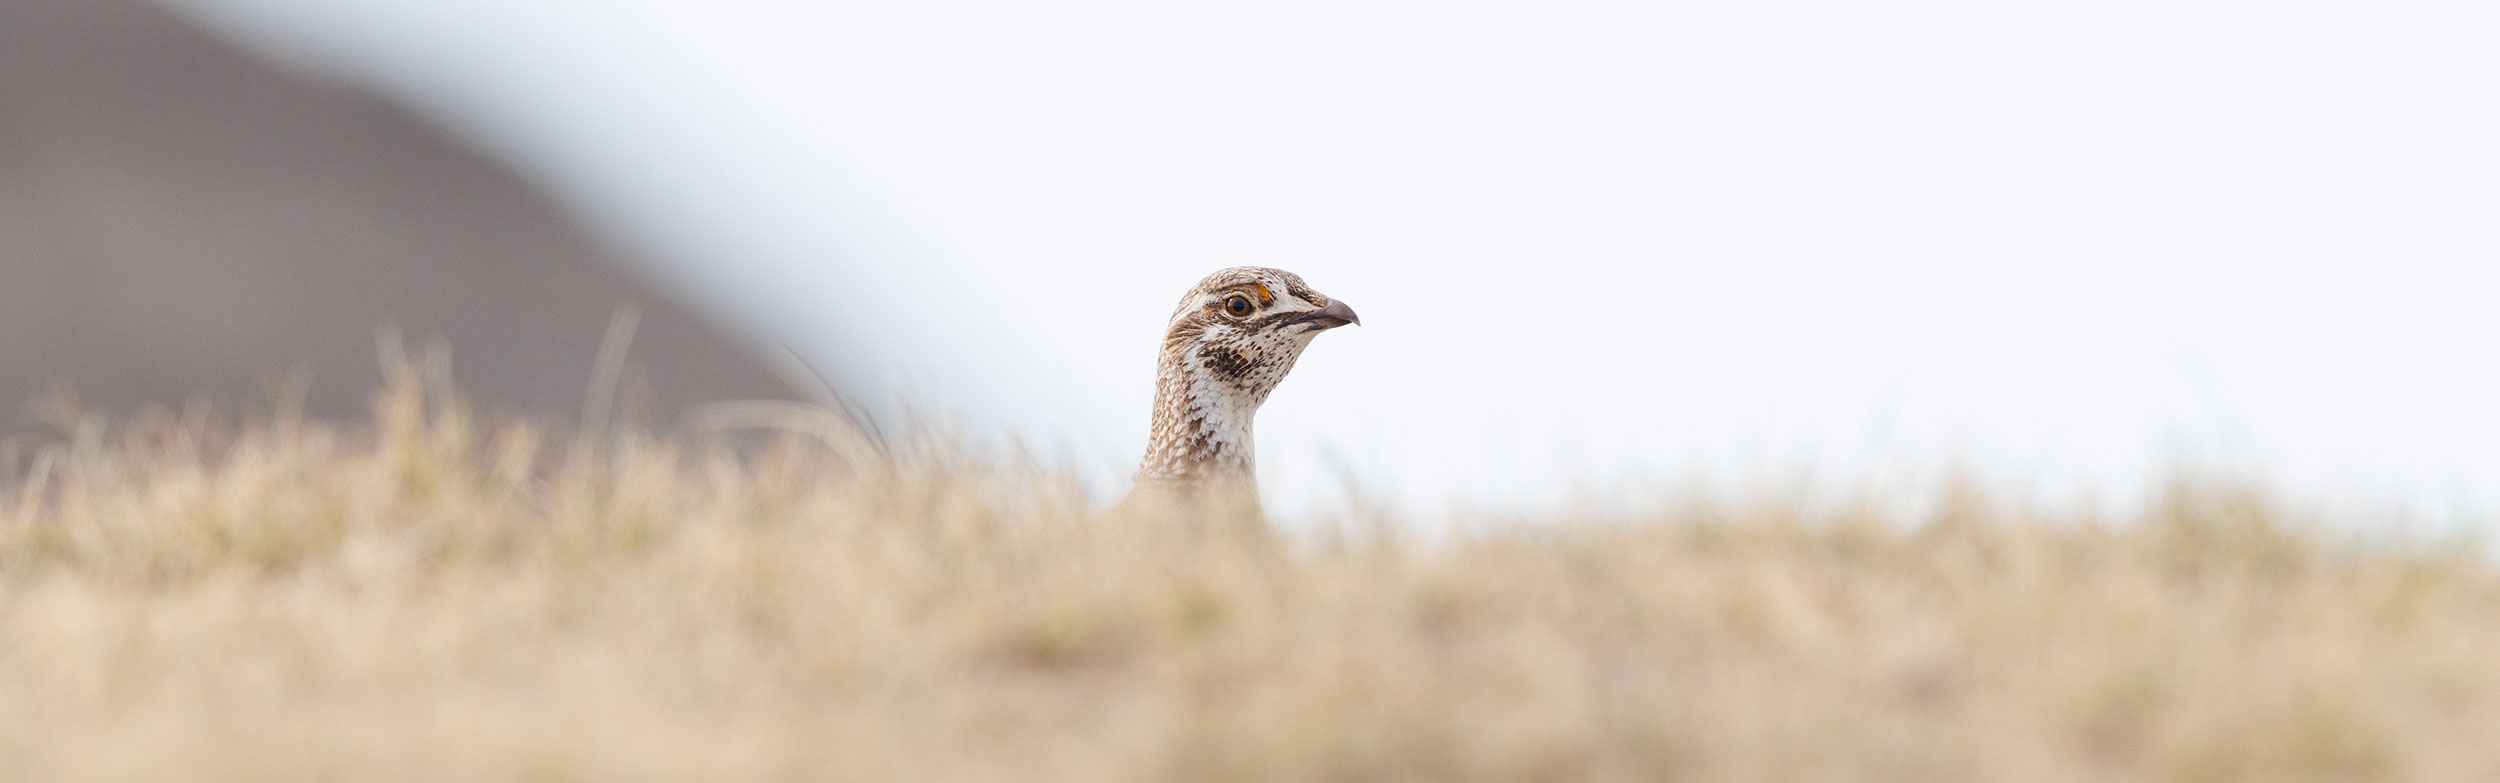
1224 295 1255 317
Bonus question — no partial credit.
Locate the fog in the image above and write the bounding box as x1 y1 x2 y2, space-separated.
171 0 2500 517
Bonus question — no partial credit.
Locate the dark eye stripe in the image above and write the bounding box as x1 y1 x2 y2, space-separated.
1244 310 1315 329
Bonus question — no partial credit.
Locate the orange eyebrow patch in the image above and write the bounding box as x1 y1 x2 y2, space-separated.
1251 283 1273 303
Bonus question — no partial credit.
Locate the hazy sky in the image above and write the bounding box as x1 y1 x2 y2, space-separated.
174 0 2500 518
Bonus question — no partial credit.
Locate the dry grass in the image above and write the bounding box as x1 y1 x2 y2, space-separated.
3 374 2499 782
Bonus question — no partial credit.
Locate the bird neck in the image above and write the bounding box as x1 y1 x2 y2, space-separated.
1137 352 1263 487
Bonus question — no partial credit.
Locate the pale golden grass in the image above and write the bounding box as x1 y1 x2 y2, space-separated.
3 374 2499 782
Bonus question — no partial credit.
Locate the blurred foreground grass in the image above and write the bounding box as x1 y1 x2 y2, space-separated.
3 376 2498 782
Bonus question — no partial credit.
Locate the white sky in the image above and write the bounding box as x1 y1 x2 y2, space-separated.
173 0 2500 519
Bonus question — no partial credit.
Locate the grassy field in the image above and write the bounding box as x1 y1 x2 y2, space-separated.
3 375 2498 782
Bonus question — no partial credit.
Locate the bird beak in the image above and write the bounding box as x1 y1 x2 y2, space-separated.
1308 299 1361 329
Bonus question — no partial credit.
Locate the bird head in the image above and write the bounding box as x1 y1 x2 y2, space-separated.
1138 266 1358 487
1159 266 1360 405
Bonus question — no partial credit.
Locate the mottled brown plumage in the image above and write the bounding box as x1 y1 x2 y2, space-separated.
1130 267 1359 502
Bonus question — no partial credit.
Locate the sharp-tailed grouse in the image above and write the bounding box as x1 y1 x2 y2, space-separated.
1131 267 1359 503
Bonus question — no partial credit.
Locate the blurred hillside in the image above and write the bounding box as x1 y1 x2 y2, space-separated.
0 0 789 434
